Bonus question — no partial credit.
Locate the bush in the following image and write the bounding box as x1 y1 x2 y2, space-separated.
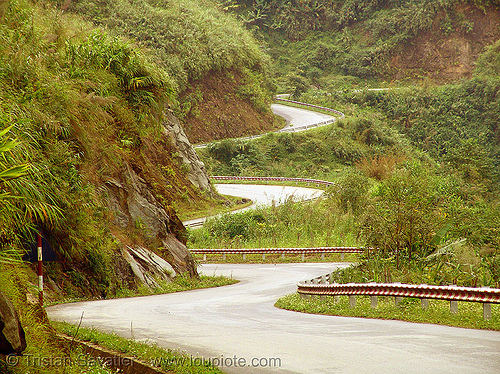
360 165 447 266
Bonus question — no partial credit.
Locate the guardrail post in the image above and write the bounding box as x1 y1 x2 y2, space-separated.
341 253 345 261
321 275 327 284
321 253 325 261
222 253 226 261
281 253 285 260
371 296 378 308
450 300 458 314
349 295 356 308
262 253 266 260
421 299 429 309
483 303 492 320
394 296 403 307
242 253 246 261
301 252 305 262
203 254 207 262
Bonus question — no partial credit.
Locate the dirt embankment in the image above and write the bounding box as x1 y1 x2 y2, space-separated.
179 70 281 144
390 4 500 82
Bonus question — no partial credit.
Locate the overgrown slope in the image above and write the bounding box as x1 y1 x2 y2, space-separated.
0 0 195 309
57 0 281 143
0 0 276 305
219 0 500 89
0 0 279 371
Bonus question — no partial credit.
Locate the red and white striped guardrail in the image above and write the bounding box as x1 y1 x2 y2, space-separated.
275 97 345 118
297 280 500 320
191 247 364 261
210 175 335 187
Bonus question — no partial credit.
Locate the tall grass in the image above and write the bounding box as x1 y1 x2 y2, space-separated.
59 0 273 94
188 197 362 249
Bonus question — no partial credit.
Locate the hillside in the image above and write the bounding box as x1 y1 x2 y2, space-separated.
0 0 280 371
0 0 278 342
218 0 500 89
58 0 282 143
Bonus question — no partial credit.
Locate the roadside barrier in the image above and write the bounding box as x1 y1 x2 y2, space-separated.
195 98 343 148
275 97 345 118
191 247 364 262
210 175 335 187
297 277 500 320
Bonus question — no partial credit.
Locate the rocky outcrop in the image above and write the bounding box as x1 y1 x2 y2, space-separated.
0 290 26 356
122 246 175 288
105 162 198 278
163 111 214 194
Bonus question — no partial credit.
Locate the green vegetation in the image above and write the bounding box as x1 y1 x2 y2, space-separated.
57 0 275 118
195 40 500 288
198 115 412 180
219 0 500 89
276 293 500 331
47 274 238 305
188 198 361 250
0 0 189 299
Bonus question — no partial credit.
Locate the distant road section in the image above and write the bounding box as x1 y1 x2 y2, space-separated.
271 103 335 131
183 183 324 228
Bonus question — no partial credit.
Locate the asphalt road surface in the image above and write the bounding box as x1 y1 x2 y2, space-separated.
183 184 324 228
47 264 500 374
271 104 335 131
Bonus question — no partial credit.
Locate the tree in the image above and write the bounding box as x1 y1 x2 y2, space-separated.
360 166 446 268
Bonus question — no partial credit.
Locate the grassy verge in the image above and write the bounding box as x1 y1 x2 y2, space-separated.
192 253 359 264
53 322 225 374
276 293 500 331
48 274 238 306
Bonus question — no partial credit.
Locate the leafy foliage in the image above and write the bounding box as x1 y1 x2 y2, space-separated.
58 0 272 92
220 0 500 87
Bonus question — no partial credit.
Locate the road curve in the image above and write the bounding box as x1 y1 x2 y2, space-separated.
47 264 500 374
271 103 335 131
195 103 337 149
183 183 324 228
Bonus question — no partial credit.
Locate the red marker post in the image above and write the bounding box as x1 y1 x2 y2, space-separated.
37 232 43 306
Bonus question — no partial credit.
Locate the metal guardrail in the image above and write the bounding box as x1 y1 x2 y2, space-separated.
191 247 364 261
194 98 343 148
210 175 335 187
275 98 345 118
297 277 500 320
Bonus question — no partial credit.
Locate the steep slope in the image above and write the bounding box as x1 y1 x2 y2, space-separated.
220 0 500 87
58 0 281 143
0 0 275 305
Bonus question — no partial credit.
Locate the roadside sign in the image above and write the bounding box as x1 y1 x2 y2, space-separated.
24 234 57 262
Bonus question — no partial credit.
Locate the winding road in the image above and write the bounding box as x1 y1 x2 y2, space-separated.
47 104 500 373
48 264 500 374
271 103 335 131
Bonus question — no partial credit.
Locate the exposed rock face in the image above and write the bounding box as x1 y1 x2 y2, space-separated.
122 246 175 288
105 162 198 278
0 290 26 356
163 112 214 194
